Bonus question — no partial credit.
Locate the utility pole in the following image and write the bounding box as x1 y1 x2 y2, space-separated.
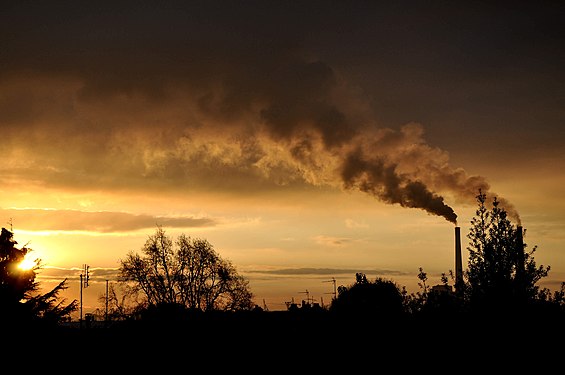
323 277 337 301
105 279 109 326
298 289 310 306
79 264 89 329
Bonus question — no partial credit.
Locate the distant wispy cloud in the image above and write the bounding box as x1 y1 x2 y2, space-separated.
345 218 369 229
37 265 408 285
37 266 120 283
245 267 408 277
1 208 216 233
312 235 354 246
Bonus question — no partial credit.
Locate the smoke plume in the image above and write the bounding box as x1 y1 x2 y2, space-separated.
340 148 457 224
0 2 521 225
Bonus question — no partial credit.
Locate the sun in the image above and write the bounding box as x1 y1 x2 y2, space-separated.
18 253 38 271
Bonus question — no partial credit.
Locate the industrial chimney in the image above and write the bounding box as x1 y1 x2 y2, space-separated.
516 225 524 283
455 226 464 293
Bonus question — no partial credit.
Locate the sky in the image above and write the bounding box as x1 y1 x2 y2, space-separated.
1 1 564 315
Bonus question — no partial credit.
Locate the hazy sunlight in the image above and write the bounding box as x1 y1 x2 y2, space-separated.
18 253 37 271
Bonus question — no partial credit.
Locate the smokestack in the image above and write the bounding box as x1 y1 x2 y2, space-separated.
455 226 463 293
516 225 524 283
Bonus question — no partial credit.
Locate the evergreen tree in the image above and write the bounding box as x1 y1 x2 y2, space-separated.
0 227 77 327
465 190 550 313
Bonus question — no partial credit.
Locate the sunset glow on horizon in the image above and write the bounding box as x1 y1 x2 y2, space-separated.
2 1 564 316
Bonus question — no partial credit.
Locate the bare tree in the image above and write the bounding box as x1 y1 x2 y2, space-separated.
97 282 146 321
119 226 254 312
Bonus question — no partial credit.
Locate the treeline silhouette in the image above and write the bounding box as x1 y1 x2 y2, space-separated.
2 191 565 365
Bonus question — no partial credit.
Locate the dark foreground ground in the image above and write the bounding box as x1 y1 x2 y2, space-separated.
6 312 565 373
5 310 564 371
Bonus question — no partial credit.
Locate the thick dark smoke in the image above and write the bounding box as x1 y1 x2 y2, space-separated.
0 1 523 225
341 149 457 224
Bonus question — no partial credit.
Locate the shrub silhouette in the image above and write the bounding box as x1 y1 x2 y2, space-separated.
330 273 405 318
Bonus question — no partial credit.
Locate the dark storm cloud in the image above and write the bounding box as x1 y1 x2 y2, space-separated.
2 1 557 221
1 208 215 232
0 1 308 103
0 1 362 199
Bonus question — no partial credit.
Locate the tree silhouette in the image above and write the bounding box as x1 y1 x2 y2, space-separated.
465 190 550 314
410 190 565 320
96 281 145 322
330 273 405 318
0 227 77 327
403 267 460 316
118 226 254 314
